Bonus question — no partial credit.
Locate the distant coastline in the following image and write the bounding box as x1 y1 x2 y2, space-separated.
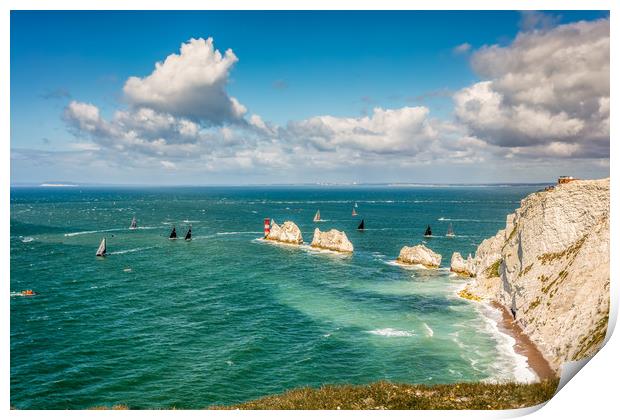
11 182 551 189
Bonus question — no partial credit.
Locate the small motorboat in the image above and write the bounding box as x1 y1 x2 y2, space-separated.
21 290 37 296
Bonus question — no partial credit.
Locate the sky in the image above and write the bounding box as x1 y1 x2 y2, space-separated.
10 10 610 185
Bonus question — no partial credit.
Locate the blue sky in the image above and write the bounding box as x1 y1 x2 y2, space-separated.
10 10 610 185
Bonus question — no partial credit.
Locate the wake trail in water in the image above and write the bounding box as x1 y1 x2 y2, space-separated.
437 217 502 223
64 227 158 237
108 246 157 255
216 231 263 236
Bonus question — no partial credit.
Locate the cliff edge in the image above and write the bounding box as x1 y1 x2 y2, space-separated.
462 178 610 371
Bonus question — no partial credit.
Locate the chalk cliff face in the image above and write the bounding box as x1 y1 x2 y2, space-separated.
450 252 475 277
397 244 441 268
266 221 303 245
463 178 610 371
311 228 354 253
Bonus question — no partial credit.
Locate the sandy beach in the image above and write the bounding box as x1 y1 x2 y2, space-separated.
492 302 557 381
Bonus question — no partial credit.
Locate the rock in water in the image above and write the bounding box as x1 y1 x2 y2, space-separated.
450 252 475 277
464 178 610 371
397 244 441 268
266 221 303 245
310 228 354 253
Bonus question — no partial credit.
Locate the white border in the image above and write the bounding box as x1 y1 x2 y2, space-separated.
2 1 616 420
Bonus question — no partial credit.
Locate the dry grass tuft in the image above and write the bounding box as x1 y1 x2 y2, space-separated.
211 380 559 410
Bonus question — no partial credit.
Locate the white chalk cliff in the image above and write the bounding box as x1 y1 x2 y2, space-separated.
266 221 303 245
450 252 475 277
462 178 610 371
311 228 354 253
397 244 442 268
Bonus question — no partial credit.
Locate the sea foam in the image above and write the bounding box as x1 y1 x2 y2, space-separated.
476 303 538 383
367 328 414 337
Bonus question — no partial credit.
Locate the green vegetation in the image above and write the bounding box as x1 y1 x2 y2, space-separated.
458 288 482 302
573 314 609 360
541 270 569 297
527 297 541 313
213 380 559 410
538 236 586 265
485 259 502 278
521 263 534 276
507 224 518 242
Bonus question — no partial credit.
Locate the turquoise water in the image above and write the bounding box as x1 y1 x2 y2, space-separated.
10 185 542 409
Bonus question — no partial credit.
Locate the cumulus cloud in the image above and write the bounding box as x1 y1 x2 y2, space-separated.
123 38 246 124
519 11 561 31
286 106 438 154
455 18 609 158
54 24 609 183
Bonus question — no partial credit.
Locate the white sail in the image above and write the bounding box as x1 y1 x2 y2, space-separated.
96 238 106 256
130 216 137 229
313 210 321 222
446 223 455 237
354 202 358 208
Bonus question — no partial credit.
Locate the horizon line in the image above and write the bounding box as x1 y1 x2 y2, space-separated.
10 181 559 188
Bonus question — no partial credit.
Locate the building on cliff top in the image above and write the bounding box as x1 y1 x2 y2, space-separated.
558 176 578 184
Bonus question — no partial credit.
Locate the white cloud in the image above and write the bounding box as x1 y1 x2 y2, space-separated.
286 106 438 154
64 101 104 132
123 38 246 124
70 142 101 151
160 160 177 170
453 43 471 54
455 18 609 158
56 25 609 183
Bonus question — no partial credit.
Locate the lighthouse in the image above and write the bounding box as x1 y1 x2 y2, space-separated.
264 218 271 238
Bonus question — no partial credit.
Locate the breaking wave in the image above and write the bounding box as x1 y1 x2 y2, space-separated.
367 328 414 337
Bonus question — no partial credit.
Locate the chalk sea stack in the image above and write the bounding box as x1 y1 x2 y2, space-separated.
450 252 475 277
265 221 303 245
397 244 441 268
311 228 353 253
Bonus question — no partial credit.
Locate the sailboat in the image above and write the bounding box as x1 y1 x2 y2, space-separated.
169 226 177 239
424 225 432 237
352 207 358 216
446 223 455 237
129 216 137 229
96 238 106 257
313 210 321 222
357 219 365 230
354 202 358 208
184 225 192 241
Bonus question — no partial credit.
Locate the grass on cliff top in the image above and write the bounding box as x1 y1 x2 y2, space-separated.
212 380 559 410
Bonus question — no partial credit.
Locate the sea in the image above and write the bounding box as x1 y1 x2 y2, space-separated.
10 185 544 409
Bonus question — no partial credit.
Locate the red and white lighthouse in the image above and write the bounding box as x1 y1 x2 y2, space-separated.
264 218 271 238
